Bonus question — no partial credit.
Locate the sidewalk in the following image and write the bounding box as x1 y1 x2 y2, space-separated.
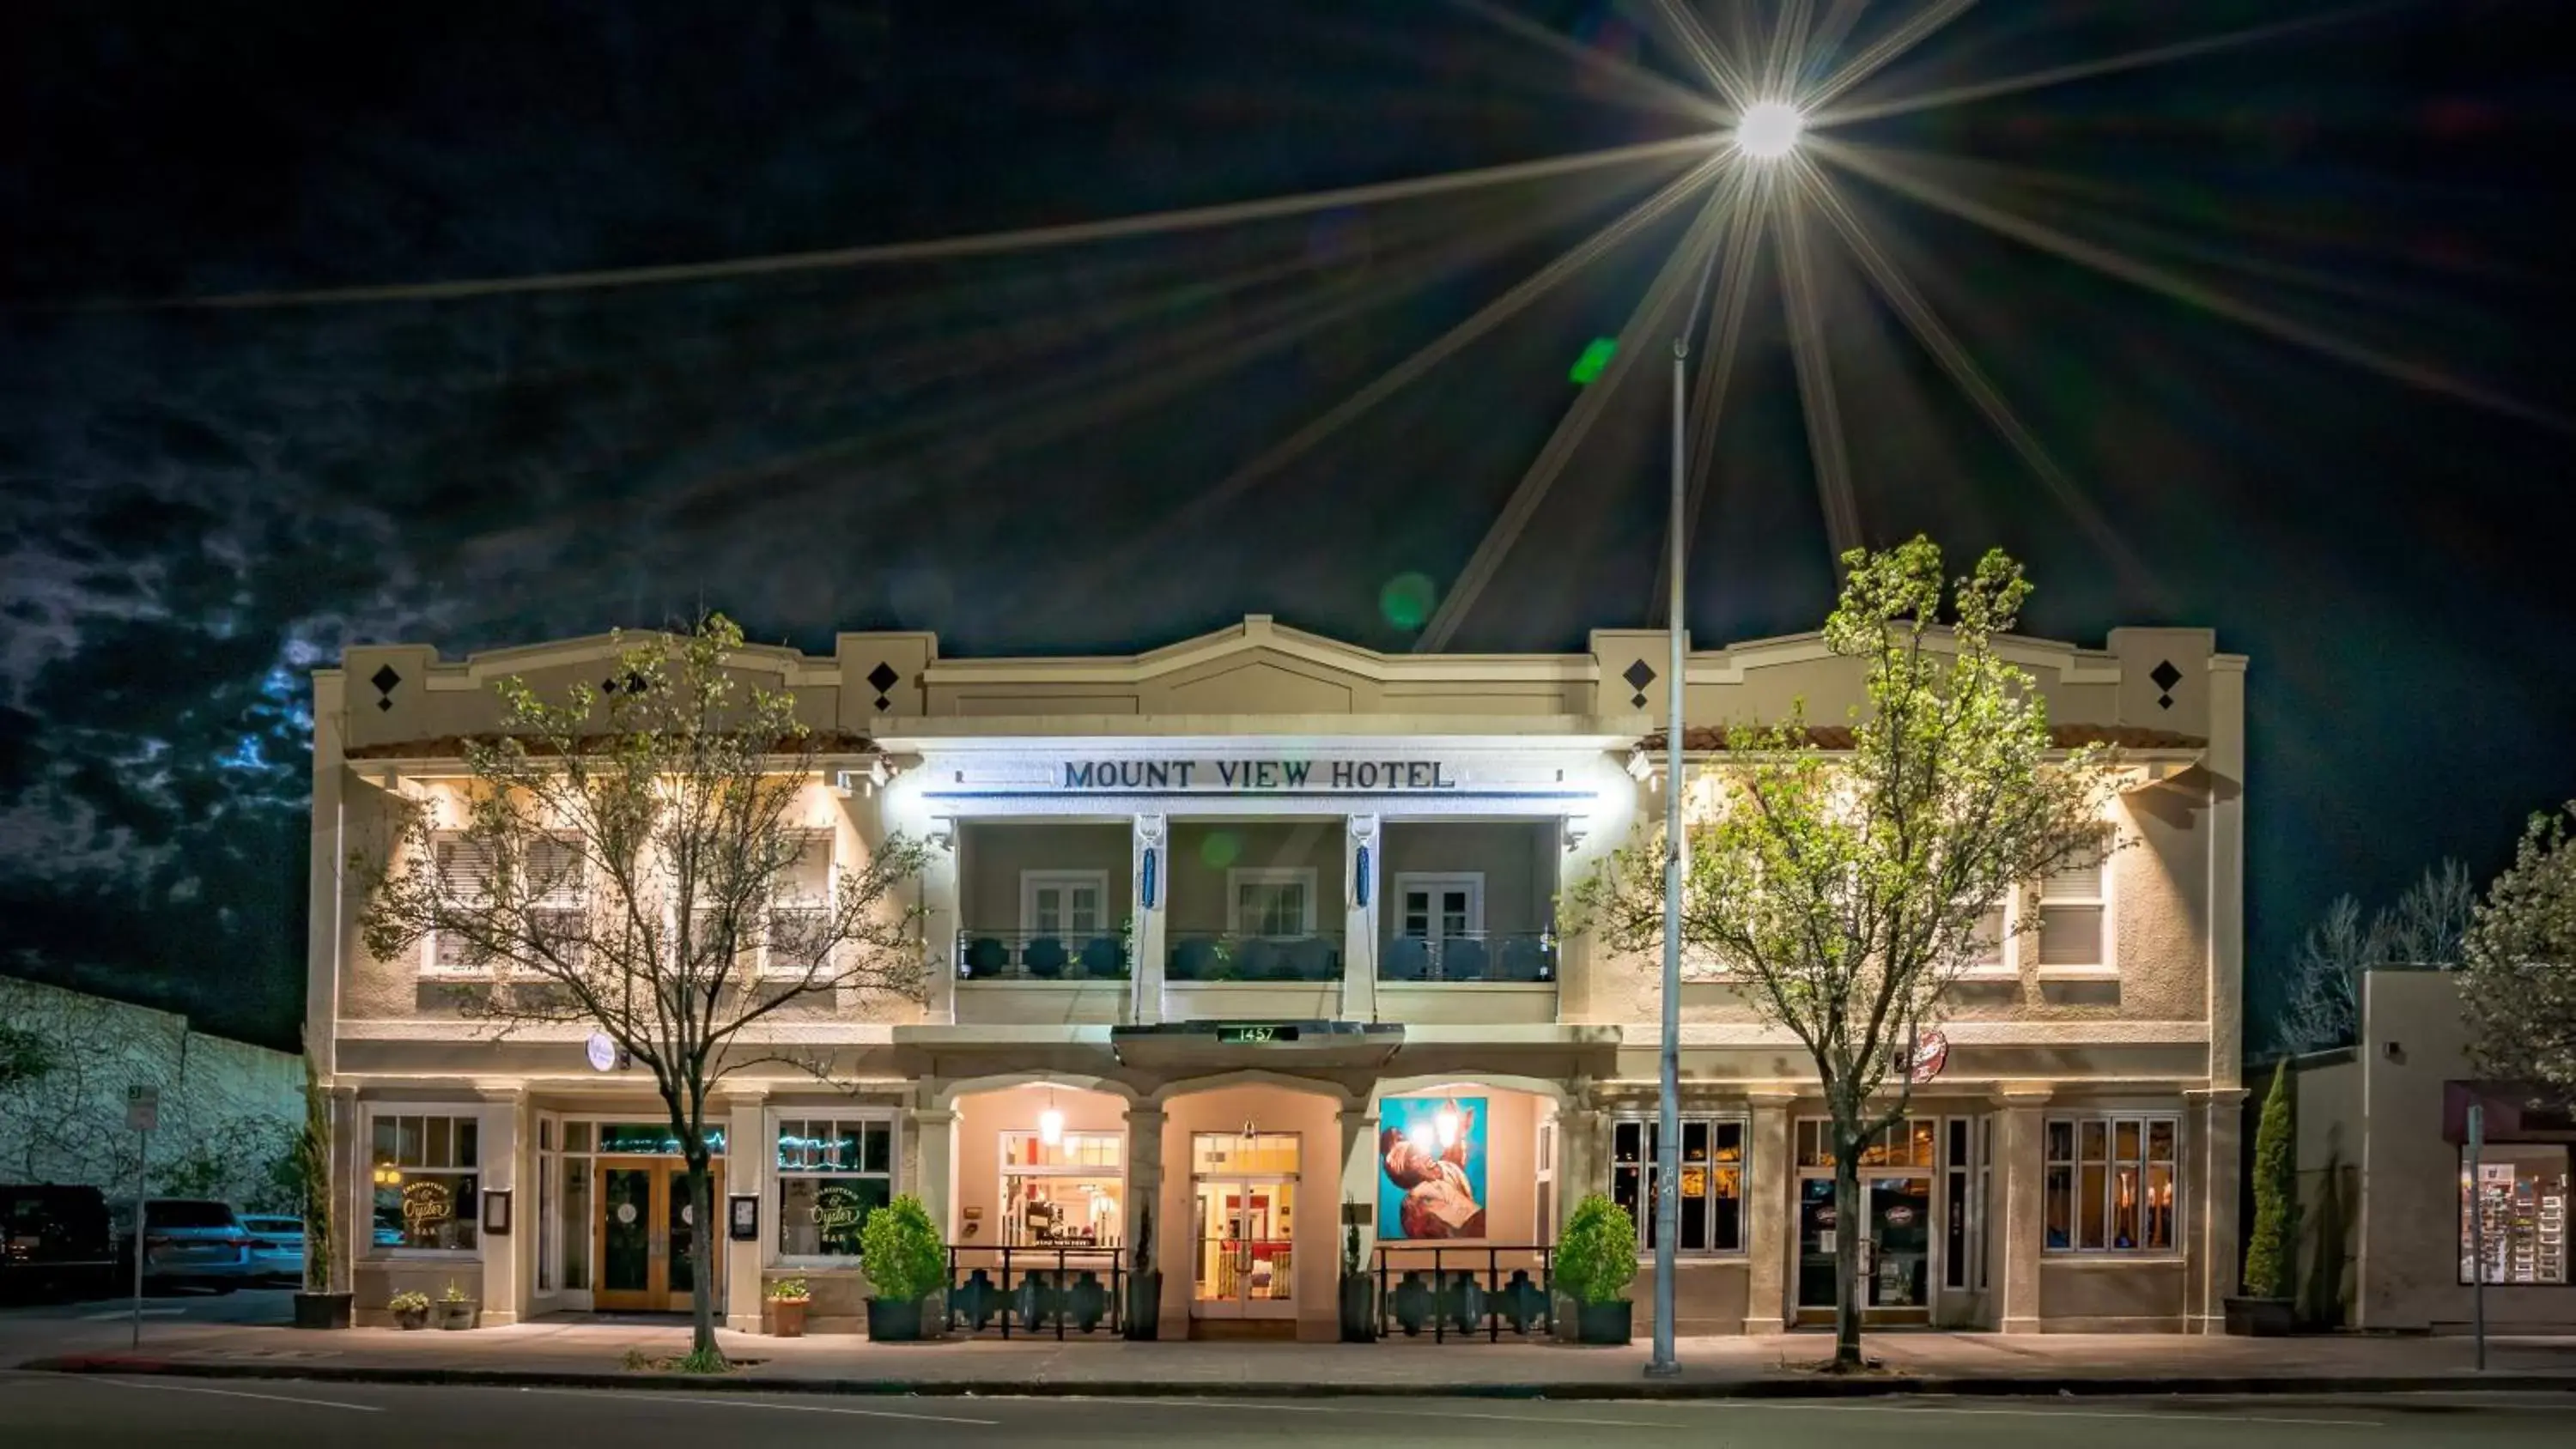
15 1315 2576 1398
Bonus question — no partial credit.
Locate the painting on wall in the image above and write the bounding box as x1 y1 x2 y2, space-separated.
1379 1096 1487 1239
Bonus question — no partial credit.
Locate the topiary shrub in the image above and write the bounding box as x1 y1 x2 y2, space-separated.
859 1193 948 1304
1555 1192 1638 1307
2245 1058 2297 1300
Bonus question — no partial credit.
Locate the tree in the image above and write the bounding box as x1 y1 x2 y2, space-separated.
0 1022 57 1091
2276 861 2477 1054
2243 1059 2296 1300
2459 804 2576 1099
356 614 931 1362
1565 538 2115 1370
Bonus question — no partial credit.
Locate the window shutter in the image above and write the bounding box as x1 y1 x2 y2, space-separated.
434 838 497 968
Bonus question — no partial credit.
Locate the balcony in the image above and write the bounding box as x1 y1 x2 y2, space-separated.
1378 932 1554 984
1163 930 1342 1021
953 928 1132 1026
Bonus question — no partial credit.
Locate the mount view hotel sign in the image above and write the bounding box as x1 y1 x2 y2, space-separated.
1060 758 1461 791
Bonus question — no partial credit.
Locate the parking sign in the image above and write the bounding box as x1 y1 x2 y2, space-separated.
126 1084 159 1133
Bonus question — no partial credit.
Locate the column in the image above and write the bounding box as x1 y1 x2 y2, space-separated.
1338 1106 1382 1270
1131 814 1168 1025
921 822 963 1024
332 1085 361 1300
1552 1086 1608 1242
1742 1089 1796 1334
478 1089 525 1325
2185 1087 2247 1335
909 1102 958 1330
1124 1105 1169 1337
1341 815 1381 1022
1995 1087 2050 1334
724 1090 769 1332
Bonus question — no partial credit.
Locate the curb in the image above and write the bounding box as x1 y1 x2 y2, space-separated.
21 1356 2576 1400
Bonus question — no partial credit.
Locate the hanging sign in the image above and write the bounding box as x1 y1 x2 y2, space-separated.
1907 1030 1949 1085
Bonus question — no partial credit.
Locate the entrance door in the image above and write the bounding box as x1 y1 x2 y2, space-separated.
594 1158 724 1312
1193 1176 1296 1319
1793 1175 1935 1325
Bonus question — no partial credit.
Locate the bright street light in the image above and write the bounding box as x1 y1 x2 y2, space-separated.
1735 101 1803 160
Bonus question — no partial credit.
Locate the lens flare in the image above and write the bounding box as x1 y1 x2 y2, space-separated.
1736 101 1803 159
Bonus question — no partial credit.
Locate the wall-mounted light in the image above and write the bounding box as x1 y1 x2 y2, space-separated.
1562 815 1592 852
1625 748 1652 782
927 816 955 851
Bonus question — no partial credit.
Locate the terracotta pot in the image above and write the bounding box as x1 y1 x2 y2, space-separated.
771 1297 809 1337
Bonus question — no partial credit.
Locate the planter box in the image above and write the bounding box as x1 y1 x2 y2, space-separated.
770 1298 809 1337
1575 1300 1632 1346
2223 1296 2295 1337
394 1307 429 1331
437 1300 480 1331
866 1296 926 1342
1124 1271 1163 1342
292 1292 352 1330
1339 1275 1376 1343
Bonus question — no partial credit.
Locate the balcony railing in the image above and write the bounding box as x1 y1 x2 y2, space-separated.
955 930 1132 982
1379 932 1555 983
1367 1244 1558 1341
1165 931 1343 982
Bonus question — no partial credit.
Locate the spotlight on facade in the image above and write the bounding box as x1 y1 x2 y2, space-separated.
1735 101 1804 160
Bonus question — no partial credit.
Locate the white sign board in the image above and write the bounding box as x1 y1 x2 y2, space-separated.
125 1085 160 1134
586 1032 617 1073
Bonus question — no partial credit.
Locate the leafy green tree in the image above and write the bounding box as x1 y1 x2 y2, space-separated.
0 1022 56 1091
356 613 931 1361
2459 804 2576 1097
2244 1059 2297 1300
1567 538 2116 1370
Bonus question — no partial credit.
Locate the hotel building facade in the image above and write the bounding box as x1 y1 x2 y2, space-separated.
307 615 2245 1338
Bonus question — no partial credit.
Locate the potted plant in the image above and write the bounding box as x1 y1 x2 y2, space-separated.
436 1279 478 1331
389 1290 431 1331
290 1039 353 1330
768 1276 811 1337
1339 1210 1375 1343
1123 1200 1162 1341
2227 1059 2300 1337
1556 1193 1637 1345
858 1194 945 1342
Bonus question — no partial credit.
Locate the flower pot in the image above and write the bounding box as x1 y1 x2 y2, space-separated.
1339 1274 1376 1343
292 1291 352 1331
437 1300 479 1331
394 1307 429 1331
771 1298 809 1337
866 1295 925 1342
2223 1295 2296 1337
1575 1299 1632 1346
1122 1270 1163 1341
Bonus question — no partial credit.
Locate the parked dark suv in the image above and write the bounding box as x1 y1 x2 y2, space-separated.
1 1184 117 1301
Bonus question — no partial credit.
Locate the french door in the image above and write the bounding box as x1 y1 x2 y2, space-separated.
594 1158 725 1312
1192 1175 1297 1319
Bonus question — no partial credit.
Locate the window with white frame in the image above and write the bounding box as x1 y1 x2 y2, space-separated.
2037 854 2108 969
429 834 584 970
1394 874 1484 942
1229 868 1315 937
775 1116 896 1259
1020 870 1109 938
1610 1115 1747 1254
762 831 835 973
1969 900 2008 970
2044 1115 2178 1253
999 1130 1125 1248
369 1111 481 1252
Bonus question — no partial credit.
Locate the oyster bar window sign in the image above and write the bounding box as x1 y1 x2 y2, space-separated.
1380 1098 1486 1240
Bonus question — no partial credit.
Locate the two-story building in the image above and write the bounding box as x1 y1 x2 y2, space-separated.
307 615 2245 1339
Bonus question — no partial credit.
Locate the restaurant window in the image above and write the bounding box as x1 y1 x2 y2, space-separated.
999 1130 1125 1248
2037 855 2107 968
2044 1114 2177 1253
1611 1116 1747 1254
370 1112 480 1252
2460 1144 2569 1285
775 1117 896 1259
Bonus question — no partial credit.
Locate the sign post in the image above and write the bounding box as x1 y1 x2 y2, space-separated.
2467 1103 2486 1372
125 1084 159 1349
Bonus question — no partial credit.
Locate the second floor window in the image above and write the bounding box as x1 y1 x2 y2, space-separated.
1230 870 1314 937
431 834 583 971
763 833 834 973
2037 855 2107 968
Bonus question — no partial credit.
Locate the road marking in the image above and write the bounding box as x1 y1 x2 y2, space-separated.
1741 1401 2385 1428
81 1309 185 1319
1083 1397 1683 1428
516 1387 999 1425
95 1378 383 1413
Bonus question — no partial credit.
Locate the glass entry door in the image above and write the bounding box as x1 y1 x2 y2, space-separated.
1794 1174 1934 1325
594 1157 724 1312
1193 1176 1296 1319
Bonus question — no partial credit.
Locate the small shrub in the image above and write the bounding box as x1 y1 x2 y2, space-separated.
674 1347 731 1375
858 1194 946 1302
2245 1058 2298 1299
440 1280 470 1303
767 1276 811 1302
388 1291 431 1314
1555 1193 1638 1307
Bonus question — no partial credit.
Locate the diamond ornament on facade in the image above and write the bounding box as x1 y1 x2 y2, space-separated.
2150 659 2182 711
370 664 401 712
866 662 900 713
1622 658 1656 710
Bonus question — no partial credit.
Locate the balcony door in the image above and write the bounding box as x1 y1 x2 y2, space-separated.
1021 871 1108 938
1395 873 1482 978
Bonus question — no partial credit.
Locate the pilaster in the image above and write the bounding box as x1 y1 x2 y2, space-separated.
1342 815 1381 1022
724 1089 769 1332
1743 1088 1797 1334
1339 1107 1382 1266
1125 1105 1169 1337
1995 1085 2051 1334
2185 1086 2249 1334
1131 814 1168 1025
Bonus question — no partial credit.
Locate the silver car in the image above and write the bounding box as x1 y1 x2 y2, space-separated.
108 1199 264 1291
237 1214 306 1284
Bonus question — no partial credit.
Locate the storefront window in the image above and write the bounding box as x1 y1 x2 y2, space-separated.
1612 1116 1746 1254
2460 1144 2570 1285
775 1117 894 1258
1000 1130 1125 1248
370 1113 479 1252
2044 1114 2177 1253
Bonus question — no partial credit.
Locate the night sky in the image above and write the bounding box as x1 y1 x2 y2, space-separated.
3 1 2572 1052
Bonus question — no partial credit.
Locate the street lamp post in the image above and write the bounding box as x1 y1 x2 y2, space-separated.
1649 100 1803 1380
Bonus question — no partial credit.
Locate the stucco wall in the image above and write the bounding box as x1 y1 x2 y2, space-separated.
959 823 1132 933
1166 822 1347 936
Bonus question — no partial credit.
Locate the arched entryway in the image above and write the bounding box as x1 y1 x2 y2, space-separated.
1155 1073 1357 1341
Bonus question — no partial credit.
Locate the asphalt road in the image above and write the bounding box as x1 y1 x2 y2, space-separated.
0 1378 2569 1448
0 1286 293 1328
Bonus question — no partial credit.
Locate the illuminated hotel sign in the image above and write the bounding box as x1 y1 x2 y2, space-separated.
1060 759 1459 792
